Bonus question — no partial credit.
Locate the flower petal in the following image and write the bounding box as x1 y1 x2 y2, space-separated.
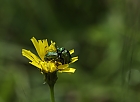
38 40 46 60
43 39 49 54
69 49 74 55
29 61 42 69
31 37 49 61
22 49 41 63
58 64 69 69
70 56 78 63
41 61 57 73
48 41 56 52
31 37 41 58
58 68 76 73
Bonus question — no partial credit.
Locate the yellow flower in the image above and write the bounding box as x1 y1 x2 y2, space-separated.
22 37 78 73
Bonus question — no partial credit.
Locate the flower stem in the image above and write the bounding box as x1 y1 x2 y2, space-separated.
49 85 55 102
44 72 57 102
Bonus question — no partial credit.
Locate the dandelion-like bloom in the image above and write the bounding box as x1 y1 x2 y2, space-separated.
22 37 78 74
22 37 78 102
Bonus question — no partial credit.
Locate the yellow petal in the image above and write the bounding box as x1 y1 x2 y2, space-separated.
22 49 41 63
38 40 46 60
43 39 49 54
39 61 49 72
69 49 74 55
47 62 57 72
31 37 41 58
58 64 69 69
70 56 78 63
41 61 57 73
22 49 34 61
31 37 49 61
48 41 56 51
29 61 42 69
58 68 76 73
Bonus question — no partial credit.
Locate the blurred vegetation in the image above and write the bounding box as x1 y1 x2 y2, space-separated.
1 0 140 102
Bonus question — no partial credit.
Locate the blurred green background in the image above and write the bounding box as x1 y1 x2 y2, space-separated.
1 0 140 102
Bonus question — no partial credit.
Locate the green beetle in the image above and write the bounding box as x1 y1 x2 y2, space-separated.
44 52 58 61
44 47 72 64
57 47 72 64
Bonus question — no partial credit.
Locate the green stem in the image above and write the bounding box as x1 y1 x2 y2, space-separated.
49 85 55 102
44 72 57 102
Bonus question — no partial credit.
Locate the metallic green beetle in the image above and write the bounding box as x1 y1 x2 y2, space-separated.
57 47 71 64
44 51 58 61
44 47 72 64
